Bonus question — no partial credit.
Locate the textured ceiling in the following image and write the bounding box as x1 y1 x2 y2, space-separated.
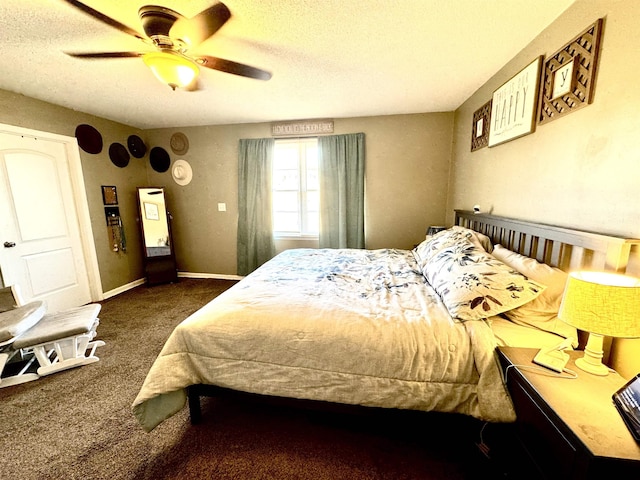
0 0 575 129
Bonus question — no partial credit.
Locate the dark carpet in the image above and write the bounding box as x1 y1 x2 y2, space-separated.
0 278 511 479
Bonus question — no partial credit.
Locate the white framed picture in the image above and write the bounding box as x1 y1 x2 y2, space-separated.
144 202 159 221
488 56 542 147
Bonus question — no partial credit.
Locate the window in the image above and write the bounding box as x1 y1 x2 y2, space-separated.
272 138 319 237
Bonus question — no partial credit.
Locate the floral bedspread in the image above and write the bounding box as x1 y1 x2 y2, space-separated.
133 248 515 432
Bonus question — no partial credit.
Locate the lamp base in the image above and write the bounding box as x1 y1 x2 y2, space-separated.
575 332 610 376
575 356 609 376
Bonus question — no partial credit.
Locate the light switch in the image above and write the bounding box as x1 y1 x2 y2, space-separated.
217 203 226 212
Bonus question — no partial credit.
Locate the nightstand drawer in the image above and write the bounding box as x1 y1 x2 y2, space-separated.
509 375 577 478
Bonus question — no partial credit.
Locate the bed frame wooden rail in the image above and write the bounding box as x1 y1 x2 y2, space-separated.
454 210 640 273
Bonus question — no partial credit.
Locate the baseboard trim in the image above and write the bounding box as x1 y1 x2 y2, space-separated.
102 278 146 300
102 273 241 300
178 272 244 281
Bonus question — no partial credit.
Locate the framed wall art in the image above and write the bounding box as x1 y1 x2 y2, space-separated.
471 100 492 151
488 56 543 148
144 202 159 221
101 185 118 205
537 18 603 126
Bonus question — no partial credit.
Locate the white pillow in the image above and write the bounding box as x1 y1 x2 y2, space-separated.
491 244 577 345
423 239 545 321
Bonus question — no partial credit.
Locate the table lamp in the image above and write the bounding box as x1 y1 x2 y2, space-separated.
558 271 640 376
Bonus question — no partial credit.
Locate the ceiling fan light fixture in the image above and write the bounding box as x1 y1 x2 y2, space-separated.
143 51 199 90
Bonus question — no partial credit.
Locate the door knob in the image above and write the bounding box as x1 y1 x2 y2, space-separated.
3 241 16 248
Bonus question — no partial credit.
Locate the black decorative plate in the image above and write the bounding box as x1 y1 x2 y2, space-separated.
75 124 103 154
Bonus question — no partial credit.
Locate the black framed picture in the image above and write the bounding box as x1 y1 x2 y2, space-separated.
102 185 118 205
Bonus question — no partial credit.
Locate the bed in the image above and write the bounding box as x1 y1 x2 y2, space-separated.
132 210 640 432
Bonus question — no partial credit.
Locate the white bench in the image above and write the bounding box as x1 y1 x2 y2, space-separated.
0 288 104 388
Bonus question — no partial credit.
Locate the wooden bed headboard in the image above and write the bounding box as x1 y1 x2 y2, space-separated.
454 209 640 378
455 210 640 273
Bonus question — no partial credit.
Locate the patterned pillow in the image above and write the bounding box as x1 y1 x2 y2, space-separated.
413 226 493 271
423 239 546 321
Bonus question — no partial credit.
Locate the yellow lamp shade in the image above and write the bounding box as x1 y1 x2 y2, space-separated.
558 271 640 376
143 51 199 90
559 271 640 338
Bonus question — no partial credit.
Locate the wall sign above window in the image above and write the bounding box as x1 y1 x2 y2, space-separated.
271 119 334 137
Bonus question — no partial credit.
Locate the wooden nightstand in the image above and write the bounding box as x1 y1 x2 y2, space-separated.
496 347 640 479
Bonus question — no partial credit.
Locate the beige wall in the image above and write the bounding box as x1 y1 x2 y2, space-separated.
144 112 454 275
0 88 452 289
448 0 640 377
449 0 640 237
0 90 148 293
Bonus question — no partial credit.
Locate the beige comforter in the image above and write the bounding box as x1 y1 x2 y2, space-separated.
133 248 515 432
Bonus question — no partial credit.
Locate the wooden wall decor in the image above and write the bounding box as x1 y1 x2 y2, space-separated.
471 100 492 151
537 18 603 125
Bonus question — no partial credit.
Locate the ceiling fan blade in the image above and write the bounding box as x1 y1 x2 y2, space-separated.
65 52 143 59
196 56 272 81
170 2 231 47
61 0 144 40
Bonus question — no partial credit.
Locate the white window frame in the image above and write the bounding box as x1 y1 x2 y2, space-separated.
272 137 319 239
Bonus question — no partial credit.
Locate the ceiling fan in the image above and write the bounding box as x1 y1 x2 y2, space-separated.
61 0 272 90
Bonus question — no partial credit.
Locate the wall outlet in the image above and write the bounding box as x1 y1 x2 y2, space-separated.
217 203 226 212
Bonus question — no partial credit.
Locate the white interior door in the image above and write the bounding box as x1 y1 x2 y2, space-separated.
0 129 97 312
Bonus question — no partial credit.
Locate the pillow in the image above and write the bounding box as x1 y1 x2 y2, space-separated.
413 226 493 271
491 244 577 344
423 239 545 321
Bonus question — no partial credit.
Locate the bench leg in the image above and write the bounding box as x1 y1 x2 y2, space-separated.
0 351 40 388
33 335 105 376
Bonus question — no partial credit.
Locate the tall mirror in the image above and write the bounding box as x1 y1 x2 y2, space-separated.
137 187 177 284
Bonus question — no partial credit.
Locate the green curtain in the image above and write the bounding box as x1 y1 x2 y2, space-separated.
318 133 365 249
237 138 275 276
